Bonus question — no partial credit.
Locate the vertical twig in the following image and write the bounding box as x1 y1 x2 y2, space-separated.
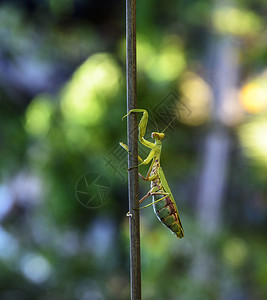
126 0 141 299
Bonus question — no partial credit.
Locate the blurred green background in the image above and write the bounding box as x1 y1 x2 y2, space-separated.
0 0 267 299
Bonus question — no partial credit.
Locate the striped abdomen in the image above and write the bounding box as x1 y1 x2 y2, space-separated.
153 194 184 238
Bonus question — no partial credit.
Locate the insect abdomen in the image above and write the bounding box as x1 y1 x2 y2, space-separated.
153 196 184 238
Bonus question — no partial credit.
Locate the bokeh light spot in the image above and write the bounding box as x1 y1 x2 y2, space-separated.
138 35 185 82
213 6 262 36
179 72 213 126
61 53 121 126
223 238 248 267
25 94 53 136
239 80 267 114
239 116 267 166
20 253 52 284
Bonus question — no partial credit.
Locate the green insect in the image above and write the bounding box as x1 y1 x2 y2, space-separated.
120 109 184 238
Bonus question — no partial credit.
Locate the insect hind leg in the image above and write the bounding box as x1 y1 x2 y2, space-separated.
139 192 169 209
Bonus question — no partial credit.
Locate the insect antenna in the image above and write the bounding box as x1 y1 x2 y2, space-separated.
162 116 177 133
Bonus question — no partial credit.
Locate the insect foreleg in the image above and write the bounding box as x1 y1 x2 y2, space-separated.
122 109 148 139
138 135 154 150
119 147 155 181
139 148 156 166
122 109 155 150
119 142 144 163
128 147 156 171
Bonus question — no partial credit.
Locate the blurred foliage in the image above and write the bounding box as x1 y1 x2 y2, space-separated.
0 0 267 299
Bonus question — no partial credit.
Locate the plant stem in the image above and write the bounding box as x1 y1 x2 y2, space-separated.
126 0 141 298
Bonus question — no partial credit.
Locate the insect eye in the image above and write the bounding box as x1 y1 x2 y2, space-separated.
157 133 165 140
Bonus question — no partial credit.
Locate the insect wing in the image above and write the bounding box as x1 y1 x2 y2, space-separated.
158 167 184 231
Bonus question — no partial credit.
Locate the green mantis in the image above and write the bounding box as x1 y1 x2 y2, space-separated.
120 109 184 238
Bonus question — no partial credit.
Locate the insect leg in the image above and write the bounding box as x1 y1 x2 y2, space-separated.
138 192 152 204
128 148 156 171
122 109 149 139
119 142 144 163
139 193 170 209
138 186 159 205
126 197 150 215
138 159 156 181
122 109 155 150
126 186 156 216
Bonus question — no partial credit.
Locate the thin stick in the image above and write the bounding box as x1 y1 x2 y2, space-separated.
126 0 141 299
